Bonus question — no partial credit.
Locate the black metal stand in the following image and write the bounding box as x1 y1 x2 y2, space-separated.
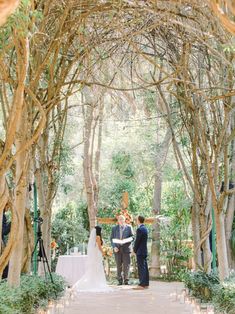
31 215 55 289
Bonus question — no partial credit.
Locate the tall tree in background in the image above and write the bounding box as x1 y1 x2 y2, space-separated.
82 86 105 229
150 128 171 277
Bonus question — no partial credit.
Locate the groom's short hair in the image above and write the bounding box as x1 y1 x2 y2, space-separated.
138 215 145 223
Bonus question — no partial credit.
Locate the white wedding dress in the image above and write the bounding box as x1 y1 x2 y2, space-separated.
72 228 112 292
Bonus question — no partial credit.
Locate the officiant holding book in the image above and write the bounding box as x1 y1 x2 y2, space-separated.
111 215 134 285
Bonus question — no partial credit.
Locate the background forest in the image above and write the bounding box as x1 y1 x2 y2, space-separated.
51 92 192 275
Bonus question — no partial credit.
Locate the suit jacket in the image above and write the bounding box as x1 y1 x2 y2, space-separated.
110 224 134 253
133 224 148 256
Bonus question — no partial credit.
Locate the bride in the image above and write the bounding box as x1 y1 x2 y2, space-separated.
72 226 112 292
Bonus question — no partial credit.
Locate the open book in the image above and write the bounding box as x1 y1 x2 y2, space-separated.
112 237 133 245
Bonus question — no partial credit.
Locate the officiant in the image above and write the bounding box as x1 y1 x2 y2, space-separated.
110 215 134 285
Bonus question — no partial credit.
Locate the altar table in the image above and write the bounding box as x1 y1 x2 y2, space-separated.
55 255 88 286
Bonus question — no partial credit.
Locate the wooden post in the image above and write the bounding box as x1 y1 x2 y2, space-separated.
121 191 129 209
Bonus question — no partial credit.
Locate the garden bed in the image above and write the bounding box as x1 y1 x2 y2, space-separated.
183 271 235 314
0 273 66 314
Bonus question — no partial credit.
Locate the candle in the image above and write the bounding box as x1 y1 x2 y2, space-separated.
179 294 185 304
185 296 190 304
207 304 215 314
170 292 177 301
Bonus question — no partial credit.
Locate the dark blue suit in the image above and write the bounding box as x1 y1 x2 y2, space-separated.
133 224 149 287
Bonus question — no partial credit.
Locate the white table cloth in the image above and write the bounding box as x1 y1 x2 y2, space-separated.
55 255 88 286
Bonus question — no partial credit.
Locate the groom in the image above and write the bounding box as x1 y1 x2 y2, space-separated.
111 215 134 285
133 215 149 289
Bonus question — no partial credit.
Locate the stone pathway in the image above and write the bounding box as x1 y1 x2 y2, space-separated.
64 281 193 314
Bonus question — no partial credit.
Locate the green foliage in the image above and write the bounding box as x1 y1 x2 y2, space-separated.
162 181 191 215
98 148 154 222
212 275 235 314
222 44 235 53
0 273 65 314
50 141 75 186
0 0 31 46
143 90 157 117
52 201 89 256
183 271 220 301
153 268 188 282
183 271 235 313
98 150 149 241
98 151 137 212
160 179 192 274
112 151 135 178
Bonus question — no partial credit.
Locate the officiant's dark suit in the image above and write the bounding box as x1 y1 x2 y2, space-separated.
110 216 134 285
134 216 149 288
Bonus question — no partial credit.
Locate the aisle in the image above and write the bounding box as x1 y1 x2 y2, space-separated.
65 281 192 314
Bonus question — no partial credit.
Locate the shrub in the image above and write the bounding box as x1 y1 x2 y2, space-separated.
212 276 235 314
0 273 65 314
183 270 220 301
183 271 235 313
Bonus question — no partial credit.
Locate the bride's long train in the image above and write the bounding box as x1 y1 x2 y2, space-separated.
72 229 113 293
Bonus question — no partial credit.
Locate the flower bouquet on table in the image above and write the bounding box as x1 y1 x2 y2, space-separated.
51 239 57 259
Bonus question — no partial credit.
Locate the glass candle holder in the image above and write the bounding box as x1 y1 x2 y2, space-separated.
55 302 65 314
185 295 191 304
172 292 177 301
206 304 215 314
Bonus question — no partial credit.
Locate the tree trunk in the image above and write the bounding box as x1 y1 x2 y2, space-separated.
94 99 104 205
0 0 19 26
83 103 97 229
40 188 54 272
35 165 54 275
215 209 230 280
191 201 202 269
21 207 34 273
150 173 162 277
200 192 212 273
150 219 161 276
8 107 29 287
150 128 171 277
82 86 99 230
226 113 235 269
7 35 29 287
226 194 235 269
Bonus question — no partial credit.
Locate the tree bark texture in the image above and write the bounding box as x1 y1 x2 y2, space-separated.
7 35 29 287
150 128 171 277
0 0 19 26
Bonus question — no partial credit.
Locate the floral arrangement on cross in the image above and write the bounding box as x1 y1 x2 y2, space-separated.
97 192 136 225
114 191 133 224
